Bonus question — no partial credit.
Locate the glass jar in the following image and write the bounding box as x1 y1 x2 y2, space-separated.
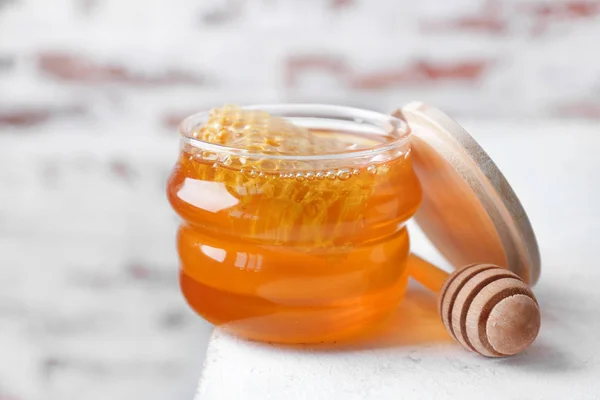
167 105 422 343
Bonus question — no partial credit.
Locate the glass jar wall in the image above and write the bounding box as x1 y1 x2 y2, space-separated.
167 105 422 343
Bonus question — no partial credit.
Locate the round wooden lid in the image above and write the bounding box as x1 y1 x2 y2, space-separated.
394 102 541 285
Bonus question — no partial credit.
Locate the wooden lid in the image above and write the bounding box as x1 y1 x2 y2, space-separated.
394 102 541 285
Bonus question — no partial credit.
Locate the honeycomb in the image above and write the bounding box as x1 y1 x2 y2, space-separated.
191 104 359 155
176 105 410 245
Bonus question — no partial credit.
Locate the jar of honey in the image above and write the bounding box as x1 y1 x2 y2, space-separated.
167 104 423 343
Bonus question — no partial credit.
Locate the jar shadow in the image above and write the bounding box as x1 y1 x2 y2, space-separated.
283 284 453 352
285 281 579 375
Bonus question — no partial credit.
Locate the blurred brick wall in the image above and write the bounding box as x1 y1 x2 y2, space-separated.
1 0 600 130
1 2 599 399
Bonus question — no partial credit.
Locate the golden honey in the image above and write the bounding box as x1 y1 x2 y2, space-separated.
167 105 422 343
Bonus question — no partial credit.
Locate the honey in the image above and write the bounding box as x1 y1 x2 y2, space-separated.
167 105 422 343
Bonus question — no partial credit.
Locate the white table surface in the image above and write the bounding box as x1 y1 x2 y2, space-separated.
195 121 600 400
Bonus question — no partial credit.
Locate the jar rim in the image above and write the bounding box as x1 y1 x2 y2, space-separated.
178 104 411 161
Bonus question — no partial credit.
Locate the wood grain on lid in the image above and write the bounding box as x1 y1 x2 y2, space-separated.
397 102 541 285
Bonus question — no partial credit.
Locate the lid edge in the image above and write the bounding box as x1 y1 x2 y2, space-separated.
399 101 541 286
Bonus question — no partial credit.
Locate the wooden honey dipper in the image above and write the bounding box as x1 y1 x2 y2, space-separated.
409 254 541 357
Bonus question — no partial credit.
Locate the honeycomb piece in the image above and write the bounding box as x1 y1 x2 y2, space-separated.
193 105 315 155
192 105 383 158
178 105 400 245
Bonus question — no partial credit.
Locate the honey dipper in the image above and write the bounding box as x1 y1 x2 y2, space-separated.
408 254 541 357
